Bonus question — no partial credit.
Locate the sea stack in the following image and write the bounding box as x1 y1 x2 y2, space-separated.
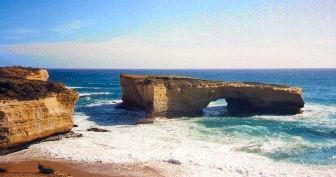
0 67 79 150
120 74 304 117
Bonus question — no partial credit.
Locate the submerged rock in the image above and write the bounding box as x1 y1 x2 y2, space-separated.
164 159 182 165
63 131 83 138
41 131 83 142
120 74 304 117
41 136 63 142
135 118 154 125
0 67 79 150
87 127 110 132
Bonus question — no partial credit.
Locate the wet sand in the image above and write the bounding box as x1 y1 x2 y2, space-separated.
0 160 107 177
0 154 164 177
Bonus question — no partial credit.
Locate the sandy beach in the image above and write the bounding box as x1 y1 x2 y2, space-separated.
0 149 164 177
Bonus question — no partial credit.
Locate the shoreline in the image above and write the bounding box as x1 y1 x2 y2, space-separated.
0 149 165 177
1 103 336 177
0 160 109 177
0 67 335 177
0 160 164 177
1 130 336 177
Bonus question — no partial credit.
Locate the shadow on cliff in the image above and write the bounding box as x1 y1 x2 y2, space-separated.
76 103 147 126
203 104 301 117
77 101 297 127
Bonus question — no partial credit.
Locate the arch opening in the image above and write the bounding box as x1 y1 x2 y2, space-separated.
203 98 229 116
203 97 263 117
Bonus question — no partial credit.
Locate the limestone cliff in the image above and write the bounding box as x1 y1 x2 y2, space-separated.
120 74 304 117
0 67 78 149
0 66 49 81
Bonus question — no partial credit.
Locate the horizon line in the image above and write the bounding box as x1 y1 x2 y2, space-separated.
45 67 336 70
1 65 336 70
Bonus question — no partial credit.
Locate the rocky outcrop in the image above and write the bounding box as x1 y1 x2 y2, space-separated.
0 66 49 81
120 74 304 117
0 67 78 150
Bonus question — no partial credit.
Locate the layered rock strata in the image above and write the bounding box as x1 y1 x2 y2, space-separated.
120 74 304 117
0 67 78 149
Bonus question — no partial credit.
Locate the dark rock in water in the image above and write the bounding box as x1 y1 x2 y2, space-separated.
38 164 55 174
42 136 63 142
115 102 144 111
0 131 83 155
41 131 83 142
164 159 181 165
87 127 110 132
63 131 83 138
135 119 154 125
0 167 7 173
73 124 78 127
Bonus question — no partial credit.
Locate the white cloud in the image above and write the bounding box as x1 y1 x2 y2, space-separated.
1 1 335 68
2 31 335 69
52 20 87 34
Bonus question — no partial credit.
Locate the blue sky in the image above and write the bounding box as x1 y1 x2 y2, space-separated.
0 0 335 68
1 0 231 43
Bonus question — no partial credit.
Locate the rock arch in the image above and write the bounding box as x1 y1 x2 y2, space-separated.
119 74 304 118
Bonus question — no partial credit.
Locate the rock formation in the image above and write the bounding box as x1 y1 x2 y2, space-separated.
0 66 49 81
120 74 304 117
0 67 78 150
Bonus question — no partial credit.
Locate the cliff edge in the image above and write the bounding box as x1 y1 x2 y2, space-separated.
120 74 304 117
0 67 78 150
0 66 49 81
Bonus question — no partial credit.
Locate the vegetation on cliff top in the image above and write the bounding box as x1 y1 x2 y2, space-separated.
0 66 44 77
0 78 71 101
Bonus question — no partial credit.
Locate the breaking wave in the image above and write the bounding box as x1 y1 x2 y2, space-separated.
79 92 112 97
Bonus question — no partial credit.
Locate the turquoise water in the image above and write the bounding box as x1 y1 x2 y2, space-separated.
49 69 336 165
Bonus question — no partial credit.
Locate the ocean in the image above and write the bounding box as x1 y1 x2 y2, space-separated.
31 69 336 176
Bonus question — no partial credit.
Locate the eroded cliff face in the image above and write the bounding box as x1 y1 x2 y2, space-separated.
0 67 78 149
0 66 49 81
120 74 304 117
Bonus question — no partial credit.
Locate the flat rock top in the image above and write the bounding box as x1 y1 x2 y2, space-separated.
0 66 48 81
121 74 301 92
121 74 191 80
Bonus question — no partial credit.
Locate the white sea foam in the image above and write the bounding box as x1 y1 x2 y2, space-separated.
67 86 101 90
30 103 336 177
239 136 314 156
252 103 336 124
206 99 227 108
66 86 85 89
84 99 122 107
79 92 112 97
